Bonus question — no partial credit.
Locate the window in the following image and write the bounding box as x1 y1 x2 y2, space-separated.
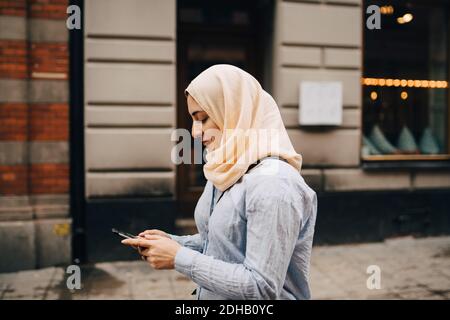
362 0 450 161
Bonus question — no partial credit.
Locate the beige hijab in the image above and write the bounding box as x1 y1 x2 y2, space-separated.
185 64 302 192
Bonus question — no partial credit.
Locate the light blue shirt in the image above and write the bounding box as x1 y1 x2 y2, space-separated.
169 157 317 300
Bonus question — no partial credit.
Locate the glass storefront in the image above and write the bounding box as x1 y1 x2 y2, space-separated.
363 0 449 161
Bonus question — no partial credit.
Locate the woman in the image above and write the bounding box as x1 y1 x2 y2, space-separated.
122 64 317 300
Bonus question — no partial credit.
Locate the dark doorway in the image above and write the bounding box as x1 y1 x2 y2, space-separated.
176 0 274 218
69 0 86 264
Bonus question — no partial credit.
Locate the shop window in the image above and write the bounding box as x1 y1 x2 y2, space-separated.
362 0 450 161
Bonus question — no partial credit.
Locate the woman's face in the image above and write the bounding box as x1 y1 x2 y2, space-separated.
187 94 222 151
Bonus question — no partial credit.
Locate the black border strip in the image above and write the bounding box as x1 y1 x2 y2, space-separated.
69 0 86 264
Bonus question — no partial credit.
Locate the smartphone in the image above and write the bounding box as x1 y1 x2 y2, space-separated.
112 228 138 239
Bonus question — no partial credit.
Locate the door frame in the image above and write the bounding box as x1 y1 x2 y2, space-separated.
175 0 272 218
176 31 260 218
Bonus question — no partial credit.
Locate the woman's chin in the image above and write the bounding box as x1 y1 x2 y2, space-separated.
204 144 216 152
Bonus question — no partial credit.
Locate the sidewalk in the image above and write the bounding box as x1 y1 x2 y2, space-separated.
1 236 449 300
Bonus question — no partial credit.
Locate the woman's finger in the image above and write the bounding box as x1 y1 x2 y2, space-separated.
139 229 157 237
140 249 151 258
144 234 162 240
139 229 169 238
121 238 150 247
138 246 150 255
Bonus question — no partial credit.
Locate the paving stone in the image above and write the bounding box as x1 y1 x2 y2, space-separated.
0 236 449 300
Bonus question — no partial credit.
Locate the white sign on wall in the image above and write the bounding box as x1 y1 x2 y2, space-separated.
299 81 343 126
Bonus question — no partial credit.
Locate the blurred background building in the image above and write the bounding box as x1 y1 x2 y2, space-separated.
0 0 71 272
0 0 449 272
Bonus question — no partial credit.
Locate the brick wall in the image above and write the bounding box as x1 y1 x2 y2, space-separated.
0 103 28 140
0 164 28 195
0 40 27 78
0 0 71 272
0 0 69 197
29 0 68 19
30 103 68 140
30 163 69 194
30 43 68 77
0 0 26 16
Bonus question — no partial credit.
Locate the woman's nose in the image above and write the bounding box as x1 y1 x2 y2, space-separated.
192 120 203 139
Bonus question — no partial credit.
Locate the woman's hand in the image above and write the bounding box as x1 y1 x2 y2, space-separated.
138 229 170 238
121 235 181 270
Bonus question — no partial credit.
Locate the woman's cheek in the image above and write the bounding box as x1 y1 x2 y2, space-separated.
205 127 222 150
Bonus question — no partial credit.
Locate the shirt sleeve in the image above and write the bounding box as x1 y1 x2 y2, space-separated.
168 233 204 253
174 190 303 300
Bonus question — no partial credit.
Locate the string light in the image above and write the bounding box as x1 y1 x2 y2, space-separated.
380 5 394 15
397 13 413 24
370 91 378 100
362 78 448 89
400 91 408 100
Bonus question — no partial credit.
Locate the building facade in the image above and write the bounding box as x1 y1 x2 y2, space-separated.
0 0 71 272
1 0 449 271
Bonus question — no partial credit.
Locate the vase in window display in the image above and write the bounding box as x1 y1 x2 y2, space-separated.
419 127 440 154
396 125 419 154
362 135 382 156
369 125 398 154
361 145 370 157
